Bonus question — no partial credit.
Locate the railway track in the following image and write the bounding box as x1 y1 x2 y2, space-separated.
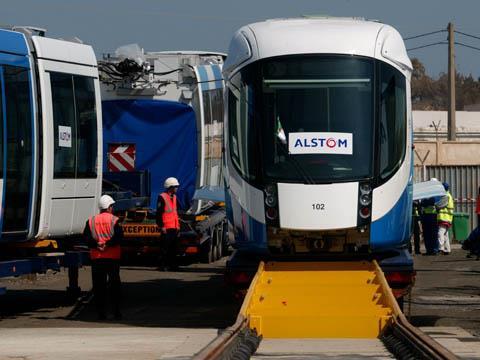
193 261 458 360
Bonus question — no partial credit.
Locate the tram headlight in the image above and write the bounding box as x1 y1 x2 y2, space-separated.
265 207 278 220
358 182 372 221
360 183 372 194
264 184 279 223
265 184 276 196
265 195 277 207
359 194 371 206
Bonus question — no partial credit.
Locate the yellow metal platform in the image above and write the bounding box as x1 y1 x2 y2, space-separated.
240 261 400 339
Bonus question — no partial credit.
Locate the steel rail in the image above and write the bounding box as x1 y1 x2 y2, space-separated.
192 262 264 360
388 316 458 360
195 261 458 360
191 315 249 360
374 260 458 360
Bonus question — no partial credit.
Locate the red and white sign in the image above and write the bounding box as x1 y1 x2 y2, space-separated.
108 144 136 172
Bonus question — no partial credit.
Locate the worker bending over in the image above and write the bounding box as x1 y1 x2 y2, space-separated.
84 195 123 320
463 225 480 260
437 182 454 255
156 177 181 271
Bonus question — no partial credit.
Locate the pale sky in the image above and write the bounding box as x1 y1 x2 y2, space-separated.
2 0 479 77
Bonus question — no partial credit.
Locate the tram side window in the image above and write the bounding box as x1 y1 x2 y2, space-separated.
74 76 97 178
228 85 254 181
202 88 224 187
228 89 241 172
379 63 407 180
0 77 3 178
203 90 212 186
51 73 76 178
3 65 34 231
210 88 224 185
51 73 97 179
4 66 33 177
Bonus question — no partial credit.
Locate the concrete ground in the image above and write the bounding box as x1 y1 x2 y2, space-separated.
252 339 393 359
407 244 480 337
421 327 480 359
0 327 217 360
0 258 239 359
0 246 478 359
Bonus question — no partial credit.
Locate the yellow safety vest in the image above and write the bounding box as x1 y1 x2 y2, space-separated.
423 206 436 215
437 192 454 223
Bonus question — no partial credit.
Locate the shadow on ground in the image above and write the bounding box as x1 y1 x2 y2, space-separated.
0 260 240 330
72 273 240 328
0 289 79 319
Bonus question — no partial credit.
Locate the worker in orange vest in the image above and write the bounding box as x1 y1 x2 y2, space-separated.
84 195 123 320
156 177 181 271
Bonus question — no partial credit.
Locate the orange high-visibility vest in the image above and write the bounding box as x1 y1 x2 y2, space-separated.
160 192 180 230
89 212 121 260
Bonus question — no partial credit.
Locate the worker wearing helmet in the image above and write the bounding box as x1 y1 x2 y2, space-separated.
156 177 181 271
84 194 123 320
437 182 454 255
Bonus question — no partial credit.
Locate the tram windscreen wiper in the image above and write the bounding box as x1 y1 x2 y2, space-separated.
275 138 316 185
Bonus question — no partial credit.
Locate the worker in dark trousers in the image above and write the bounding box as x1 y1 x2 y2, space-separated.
421 197 439 255
411 201 422 255
156 177 181 271
84 195 123 320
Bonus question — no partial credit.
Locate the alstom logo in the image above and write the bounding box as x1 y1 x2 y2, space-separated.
288 132 353 155
293 137 349 148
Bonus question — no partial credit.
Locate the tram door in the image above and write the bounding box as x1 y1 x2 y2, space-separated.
0 65 34 237
30 35 101 239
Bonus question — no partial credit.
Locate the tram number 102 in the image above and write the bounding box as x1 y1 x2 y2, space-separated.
312 203 325 210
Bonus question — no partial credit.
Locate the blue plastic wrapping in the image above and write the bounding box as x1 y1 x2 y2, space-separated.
102 99 198 210
412 179 446 201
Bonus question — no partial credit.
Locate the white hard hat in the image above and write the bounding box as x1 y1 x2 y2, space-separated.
164 177 180 189
99 195 115 210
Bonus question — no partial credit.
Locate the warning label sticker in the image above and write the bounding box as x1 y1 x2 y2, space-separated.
58 126 72 148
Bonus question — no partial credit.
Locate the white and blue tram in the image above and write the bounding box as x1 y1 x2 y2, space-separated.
223 18 413 266
0 27 102 243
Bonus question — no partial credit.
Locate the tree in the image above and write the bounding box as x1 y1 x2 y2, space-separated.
410 58 480 111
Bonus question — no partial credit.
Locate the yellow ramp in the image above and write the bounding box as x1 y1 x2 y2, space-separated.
240 261 398 339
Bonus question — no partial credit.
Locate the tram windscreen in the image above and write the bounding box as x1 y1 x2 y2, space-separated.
229 56 375 183
263 56 373 182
